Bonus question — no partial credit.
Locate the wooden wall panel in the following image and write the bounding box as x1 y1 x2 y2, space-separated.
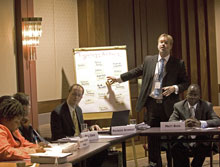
179 0 187 71
133 0 142 66
145 0 168 55
77 0 109 47
139 0 148 61
108 0 136 71
108 0 138 119
77 0 88 46
186 0 199 84
94 0 109 46
86 0 96 46
38 99 63 114
206 0 218 105
167 0 182 58
196 0 209 101
174 0 218 104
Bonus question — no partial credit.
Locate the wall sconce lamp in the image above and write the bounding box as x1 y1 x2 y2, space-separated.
22 17 42 60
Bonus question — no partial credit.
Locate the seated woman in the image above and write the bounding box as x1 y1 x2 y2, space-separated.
14 92 48 144
0 97 44 161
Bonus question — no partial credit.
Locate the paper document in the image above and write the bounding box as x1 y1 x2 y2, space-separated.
46 143 79 153
99 135 122 139
57 136 80 142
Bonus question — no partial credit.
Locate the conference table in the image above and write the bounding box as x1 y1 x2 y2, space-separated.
92 133 138 167
45 132 137 167
67 142 110 165
0 143 110 167
139 127 220 167
24 127 220 167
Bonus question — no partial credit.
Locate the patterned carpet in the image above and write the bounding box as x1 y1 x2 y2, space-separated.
127 155 220 167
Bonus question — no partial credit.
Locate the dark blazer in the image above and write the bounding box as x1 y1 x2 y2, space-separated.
169 99 220 127
19 125 48 143
121 55 189 118
50 102 84 141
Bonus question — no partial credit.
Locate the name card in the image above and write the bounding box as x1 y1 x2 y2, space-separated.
77 137 90 148
111 125 136 135
160 122 185 130
80 131 99 141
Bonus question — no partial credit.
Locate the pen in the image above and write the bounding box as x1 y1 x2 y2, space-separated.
34 136 38 145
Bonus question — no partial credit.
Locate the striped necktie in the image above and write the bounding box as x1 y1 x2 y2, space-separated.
159 58 165 82
190 106 195 118
154 58 165 97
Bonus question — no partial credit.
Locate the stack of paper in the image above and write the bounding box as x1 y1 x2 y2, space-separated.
30 143 79 164
30 152 71 164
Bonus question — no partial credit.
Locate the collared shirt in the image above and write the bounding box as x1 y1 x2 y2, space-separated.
150 54 173 99
187 102 208 128
118 54 178 98
187 103 197 110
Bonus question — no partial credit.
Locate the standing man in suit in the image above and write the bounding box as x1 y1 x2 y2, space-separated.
107 33 189 167
169 84 220 167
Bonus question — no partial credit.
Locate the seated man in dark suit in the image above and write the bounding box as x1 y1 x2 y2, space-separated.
51 84 106 167
51 84 100 140
169 84 220 167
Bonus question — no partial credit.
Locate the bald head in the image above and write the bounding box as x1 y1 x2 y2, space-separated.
186 84 200 106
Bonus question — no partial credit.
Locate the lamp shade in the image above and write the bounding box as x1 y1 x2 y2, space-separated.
22 17 42 47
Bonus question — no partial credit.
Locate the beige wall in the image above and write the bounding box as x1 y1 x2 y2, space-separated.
0 0 17 95
215 0 220 83
34 0 79 101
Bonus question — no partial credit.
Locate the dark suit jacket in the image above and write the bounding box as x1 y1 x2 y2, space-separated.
50 102 84 140
169 99 220 127
121 55 189 118
19 125 48 143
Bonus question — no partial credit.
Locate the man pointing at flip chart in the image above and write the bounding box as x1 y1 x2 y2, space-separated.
107 33 189 167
